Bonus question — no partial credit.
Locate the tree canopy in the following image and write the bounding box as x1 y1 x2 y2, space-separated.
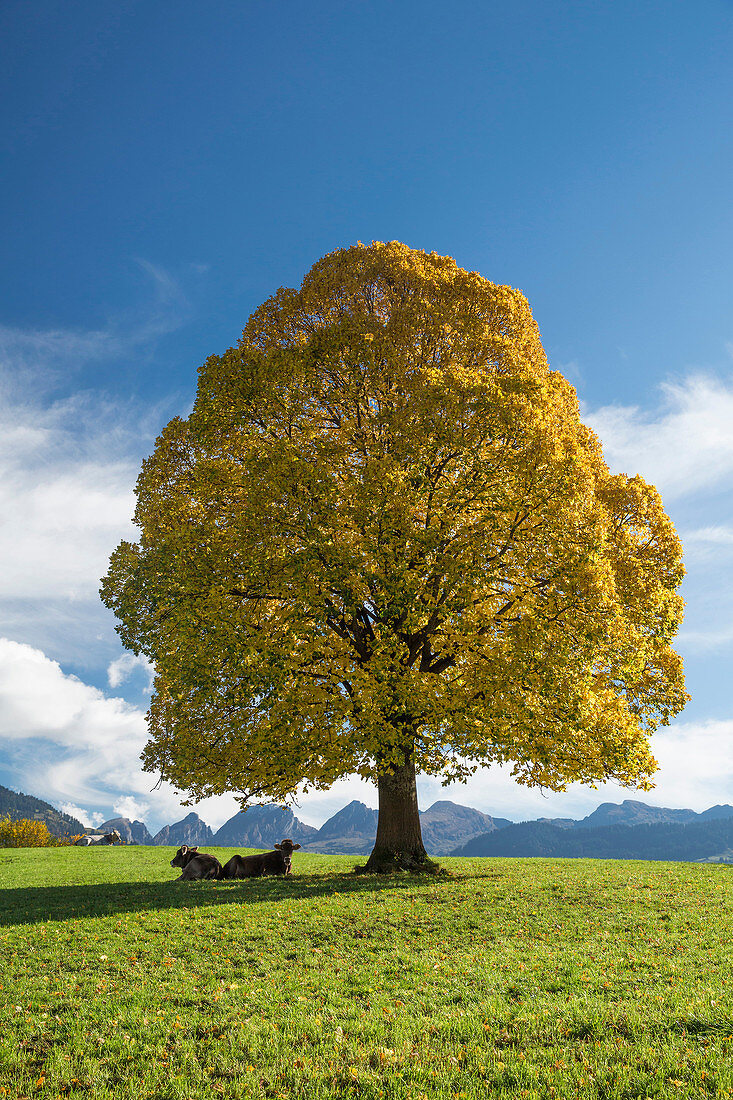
101 242 687 869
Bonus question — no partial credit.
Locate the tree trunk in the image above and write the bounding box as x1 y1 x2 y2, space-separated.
356 751 439 874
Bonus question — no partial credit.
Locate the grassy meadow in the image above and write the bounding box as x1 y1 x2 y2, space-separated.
0 847 732 1099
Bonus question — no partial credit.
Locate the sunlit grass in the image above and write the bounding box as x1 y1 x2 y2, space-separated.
1 847 732 1097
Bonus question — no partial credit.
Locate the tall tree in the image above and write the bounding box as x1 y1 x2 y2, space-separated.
101 242 687 872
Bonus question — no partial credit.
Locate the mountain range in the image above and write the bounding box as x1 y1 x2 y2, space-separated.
302 800 512 855
97 817 155 845
451 813 733 862
212 804 318 848
3 784 733 862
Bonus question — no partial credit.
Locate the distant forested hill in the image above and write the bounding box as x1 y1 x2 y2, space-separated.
0 785 85 837
452 817 733 861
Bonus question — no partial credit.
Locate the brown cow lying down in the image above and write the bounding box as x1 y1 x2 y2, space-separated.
221 839 301 879
170 845 222 881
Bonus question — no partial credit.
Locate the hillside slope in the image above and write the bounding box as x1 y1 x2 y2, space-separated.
0 784 85 837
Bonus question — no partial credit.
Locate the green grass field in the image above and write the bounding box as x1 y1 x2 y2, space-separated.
1 848 732 1099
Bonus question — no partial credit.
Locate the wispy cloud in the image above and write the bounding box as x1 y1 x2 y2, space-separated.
585 373 733 500
677 625 733 652
0 326 121 377
681 525 733 564
0 262 193 670
0 258 190 389
685 526 733 545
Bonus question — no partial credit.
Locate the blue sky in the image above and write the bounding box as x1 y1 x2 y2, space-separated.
1 0 732 832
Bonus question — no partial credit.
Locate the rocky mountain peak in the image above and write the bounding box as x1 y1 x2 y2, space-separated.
99 817 154 845
152 812 213 847
212 804 318 847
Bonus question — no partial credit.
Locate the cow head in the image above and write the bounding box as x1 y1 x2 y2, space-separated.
170 845 199 868
274 838 301 873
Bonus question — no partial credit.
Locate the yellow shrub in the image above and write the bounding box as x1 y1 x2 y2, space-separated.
0 816 56 848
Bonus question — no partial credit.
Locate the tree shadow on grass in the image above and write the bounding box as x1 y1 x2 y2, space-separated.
670 1015 733 1038
0 869 467 927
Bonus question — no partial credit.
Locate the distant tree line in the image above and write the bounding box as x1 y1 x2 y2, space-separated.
455 817 733 860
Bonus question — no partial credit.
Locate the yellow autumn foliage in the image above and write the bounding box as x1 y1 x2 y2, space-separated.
0 817 56 848
101 242 687 806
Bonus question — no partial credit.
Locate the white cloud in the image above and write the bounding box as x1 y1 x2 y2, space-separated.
181 793 247 832
0 636 259 833
585 373 733 500
423 717 733 821
678 626 733 652
58 803 105 828
0 637 166 828
0 389 149 603
0 266 195 670
111 796 151 823
0 387 160 671
685 526 733 546
648 718 733 809
583 371 733 659
108 653 154 691
292 776 378 829
0 258 195 598
0 638 143 745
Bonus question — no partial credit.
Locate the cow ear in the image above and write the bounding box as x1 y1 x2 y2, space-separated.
293 844 301 850
181 845 189 854
274 843 282 849
190 846 199 852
